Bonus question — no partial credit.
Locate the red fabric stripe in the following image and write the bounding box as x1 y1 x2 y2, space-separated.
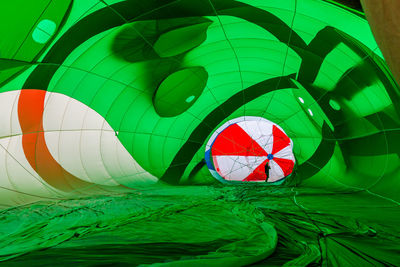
243 159 268 182
271 125 290 155
212 124 268 157
273 158 294 177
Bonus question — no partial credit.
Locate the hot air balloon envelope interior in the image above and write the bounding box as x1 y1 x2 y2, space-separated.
1 0 400 265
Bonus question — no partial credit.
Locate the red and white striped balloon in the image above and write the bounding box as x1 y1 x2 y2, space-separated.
206 117 295 183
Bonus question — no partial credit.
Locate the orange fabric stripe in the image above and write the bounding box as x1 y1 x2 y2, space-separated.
18 89 101 192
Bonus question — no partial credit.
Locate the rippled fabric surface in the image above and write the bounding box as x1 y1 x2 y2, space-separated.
1 184 399 266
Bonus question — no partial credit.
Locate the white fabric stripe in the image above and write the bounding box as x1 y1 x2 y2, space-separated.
274 145 296 163
267 160 285 182
43 92 157 186
0 90 22 138
237 119 274 154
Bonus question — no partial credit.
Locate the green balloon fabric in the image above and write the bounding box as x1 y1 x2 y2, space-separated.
0 0 400 265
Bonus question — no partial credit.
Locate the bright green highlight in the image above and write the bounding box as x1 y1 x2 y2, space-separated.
329 99 341 110
32 19 56 44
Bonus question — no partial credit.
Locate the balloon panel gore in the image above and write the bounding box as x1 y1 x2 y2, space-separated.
205 116 295 183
